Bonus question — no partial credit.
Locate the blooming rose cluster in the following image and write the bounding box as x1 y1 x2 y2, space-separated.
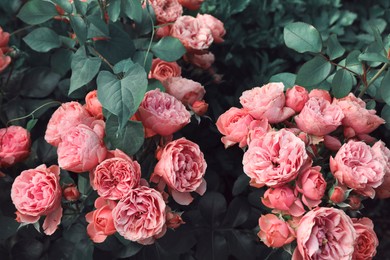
217 82 386 258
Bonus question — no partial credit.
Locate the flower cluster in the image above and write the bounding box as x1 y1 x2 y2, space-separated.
217 83 387 259
0 26 11 73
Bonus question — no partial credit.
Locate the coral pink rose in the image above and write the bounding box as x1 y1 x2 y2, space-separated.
216 107 254 148
352 218 378 260
191 100 208 116
170 15 213 52
239 83 295 123
293 207 356 260
45 101 94 146
178 0 204 10
243 129 308 188
285 85 309 113
11 164 63 235
295 166 326 208
148 0 183 24
152 138 207 205
372 140 390 198
0 26 10 53
163 77 205 106
258 214 295 248
57 124 107 173
0 126 31 167
262 185 305 217
138 89 191 136
295 96 344 136
246 118 272 145
329 184 347 204
309 89 331 103
184 52 215 69
330 140 385 198
85 90 103 119
86 197 117 243
112 186 166 245
196 14 226 43
149 58 181 82
0 49 11 73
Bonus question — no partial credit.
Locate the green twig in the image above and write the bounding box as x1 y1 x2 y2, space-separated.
91 47 114 71
6 101 61 126
9 25 35 36
358 63 389 98
144 8 155 67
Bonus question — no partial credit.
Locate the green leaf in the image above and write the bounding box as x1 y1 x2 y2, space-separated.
0 216 20 239
73 0 88 15
52 0 72 13
70 47 101 95
60 36 76 49
326 34 345 60
151 36 186 62
107 0 121 22
331 69 354 98
87 14 109 39
115 240 143 258
295 56 332 87
359 52 389 64
381 105 390 130
232 174 249 196
269 72 296 89
17 0 58 25
380 70 390 106
133 50 153 73
199 192 227 225
21 67 61 98
229 0 250 15
51 49 73 77
122 0 143 24
26 118 38 132
23 27 61 52
69 15 87 45
77 172 91 195
113 58 135 74
284 22 322 53
147 79 164 91
345 50 363 75
222 197 251 228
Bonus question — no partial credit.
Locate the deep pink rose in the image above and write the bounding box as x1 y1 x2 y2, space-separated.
0 126 31 167
148 58 182 82
293 207 356 260
45 101 94 146
152 138 207 205
57 124 107 173
138 89 191 136
323 135 342 151
216 107 254 148
295 96 344 136
112 186 166 245
178 0 204 10
0 49 11 72
330 140 385 198
285 85 309 113
163 77 205 106
308 89 331 103
239 83 295 123
352 217 378 260
148 0 183 24
191 100 209 116
258 214 295 248
296 166 326 208
63 184 80 201
86 197 117 243
243 129 308 188
0 26 10 53
262 185 305 217
196 14 226 43
85 90 103 119
155 25 172 38
184 52 215 69
372 140 390 199
11 164 63 235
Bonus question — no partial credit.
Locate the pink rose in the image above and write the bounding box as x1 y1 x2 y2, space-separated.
191 100 208 116
196 14 226 43
178 0 204 10
308 89 331 102
352 218 378 260
112 186 166 245
148 0 183 24
138 89 191 136
86 197 117 243
11 164 63 235
57 124 107 173
166 207 185 229
216 107 254 148
0 126 31 167
0 26 10 53
152 138 207 205
296 166 326 208
85 90 103 119
372 140 390 198
246 119 272 145
258 214 295 248
262 185 306 217
155 25 172 38
163 77 205 106
0 49 11 73
329 184 347 204
295 96 344 136
149 58 181 82
45 101 94 146
170 15 213 52
330 140 385 198
63 184 80 201
323 135 342 151
243 129 308 188
184 52 215 69
293 207 356 260
239 83 295 123
285 85 309 113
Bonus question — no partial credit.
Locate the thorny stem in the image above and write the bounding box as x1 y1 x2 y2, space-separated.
358 62 389 98
91 47 114 71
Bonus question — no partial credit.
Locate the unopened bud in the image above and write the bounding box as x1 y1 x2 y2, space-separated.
63 184 80 201
192 100 208 116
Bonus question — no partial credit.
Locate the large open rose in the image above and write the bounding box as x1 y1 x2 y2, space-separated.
295 166 326 208
148 0 183 24
148 58 181 82
373 140 390 198
0 126 31 167
352 217 378 260
258 214 295 248
163 77 205 106
196 14 226 43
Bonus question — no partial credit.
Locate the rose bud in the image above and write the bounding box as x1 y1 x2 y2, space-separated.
348 195 362 210
166 208 185 229
63 184 81 201
192 100 208 116
329 184 347 204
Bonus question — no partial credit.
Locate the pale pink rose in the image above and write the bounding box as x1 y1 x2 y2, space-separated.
352 218 378 260
296 166 326 208
285 85 309 113
178 0 204 10
45 101 94 146
85 90 103 119
239 83 295 123
309 89 332 103
333 93 385 137
262 185 305 217
372 140 390 199
170 15 213 52
0 126 31 167
0 26 10 53
247 118 272 145
112 186 166 245
191 100 208 116
295 96 344 136
148 0 183 24
243 129 308 188
293 207 356 260
63 184 80 201
330 140 385 198
216 107 254 148
196 14 225 43
86 197 117 243
0 49 11 73
152 138 207 205
138 89 191 136
57 124 107 173
184 52 215 69
258 214 295 248
149 58 181 82
11 164 63 235
163 77 205 106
